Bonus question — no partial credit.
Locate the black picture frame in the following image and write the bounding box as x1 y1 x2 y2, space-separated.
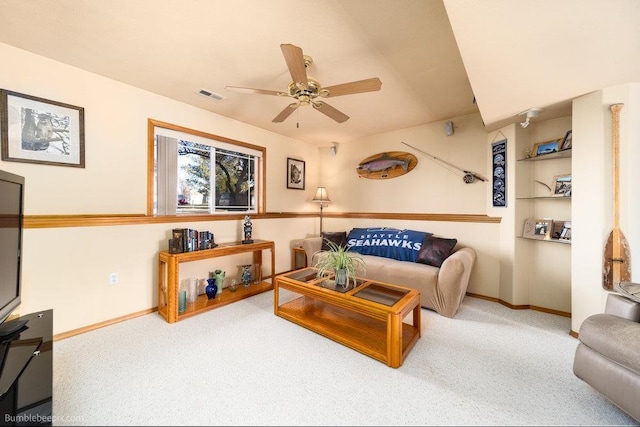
287 157 305 190
560 130 572 151
0 90 85 168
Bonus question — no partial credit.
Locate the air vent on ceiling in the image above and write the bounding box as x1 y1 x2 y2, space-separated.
197 88 226 101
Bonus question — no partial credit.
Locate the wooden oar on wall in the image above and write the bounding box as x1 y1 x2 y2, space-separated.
603 103 631 290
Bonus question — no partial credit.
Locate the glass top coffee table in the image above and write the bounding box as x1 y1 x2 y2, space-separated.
274 267 421 368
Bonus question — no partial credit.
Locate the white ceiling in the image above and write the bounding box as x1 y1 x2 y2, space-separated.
0 0 638 146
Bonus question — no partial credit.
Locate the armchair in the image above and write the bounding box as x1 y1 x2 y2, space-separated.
573 291 640 422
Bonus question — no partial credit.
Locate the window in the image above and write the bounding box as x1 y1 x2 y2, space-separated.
149 120 264 216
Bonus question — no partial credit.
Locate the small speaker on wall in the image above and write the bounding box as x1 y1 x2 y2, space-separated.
444 121 454 136
329 142 339 157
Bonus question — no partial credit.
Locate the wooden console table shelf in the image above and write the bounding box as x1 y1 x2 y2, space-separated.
158 239 275 323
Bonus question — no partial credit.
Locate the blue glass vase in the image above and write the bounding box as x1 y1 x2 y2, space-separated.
205 278 218 299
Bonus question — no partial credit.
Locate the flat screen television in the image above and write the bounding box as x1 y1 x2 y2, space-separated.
0 169 24 328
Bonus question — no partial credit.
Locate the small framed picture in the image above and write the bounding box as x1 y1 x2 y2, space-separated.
552 174 572 197
523 218 552 240
552 221 565 239
286 157 305 190
1 90 85 167
534 219 553 240
532 138 563 157
522 218 537 239
559 221 572 242
560 130 572 151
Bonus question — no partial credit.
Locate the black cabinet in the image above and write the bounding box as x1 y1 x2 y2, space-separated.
0 310 52 426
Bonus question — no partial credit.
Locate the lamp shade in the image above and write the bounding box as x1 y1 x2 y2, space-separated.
312 187 330 204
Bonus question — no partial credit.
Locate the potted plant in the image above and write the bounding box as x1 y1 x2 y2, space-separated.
313 238 366 288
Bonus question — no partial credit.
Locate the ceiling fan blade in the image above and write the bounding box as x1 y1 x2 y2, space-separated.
322 78 382 97
272 103 299 123
225 86 287 97
280 44 308 89
312 101 350 123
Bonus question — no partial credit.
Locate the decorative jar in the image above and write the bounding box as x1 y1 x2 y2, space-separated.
213 269 225 295
240 264 252 287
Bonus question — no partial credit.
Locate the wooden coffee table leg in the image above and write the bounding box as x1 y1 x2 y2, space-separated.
413 302 421 336
387 313 402 368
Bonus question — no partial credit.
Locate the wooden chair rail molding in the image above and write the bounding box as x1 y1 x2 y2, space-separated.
24 212 501 229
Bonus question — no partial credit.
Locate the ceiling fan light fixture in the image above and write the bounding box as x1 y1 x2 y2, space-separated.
298 95 311 106
226 43 381 124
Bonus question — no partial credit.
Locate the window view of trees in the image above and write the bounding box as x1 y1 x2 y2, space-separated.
152 120 262 216
176 141 255 214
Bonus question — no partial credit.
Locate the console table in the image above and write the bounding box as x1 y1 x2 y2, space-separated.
158 239 275 323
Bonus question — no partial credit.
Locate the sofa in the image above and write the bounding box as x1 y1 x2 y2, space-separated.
301 231 476 318
573 292 640 422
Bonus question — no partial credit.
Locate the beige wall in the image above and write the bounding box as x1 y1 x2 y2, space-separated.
0 42 323 333
319 113 488 214
571 83 640 332
13 41 630 337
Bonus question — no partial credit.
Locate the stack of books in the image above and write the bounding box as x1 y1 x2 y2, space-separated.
169 228 217 253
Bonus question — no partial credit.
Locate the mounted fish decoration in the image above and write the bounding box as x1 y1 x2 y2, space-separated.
356 151 417 179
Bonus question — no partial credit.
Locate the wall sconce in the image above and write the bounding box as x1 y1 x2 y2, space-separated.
519 108 543 128
312 187 331 235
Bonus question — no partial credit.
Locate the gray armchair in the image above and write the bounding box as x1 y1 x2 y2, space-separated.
573 291 640 422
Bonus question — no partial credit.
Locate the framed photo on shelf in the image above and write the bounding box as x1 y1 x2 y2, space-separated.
560 130 572 151
523 218 553 240
534 219 553 240
559 221 572 242
532 138 563 157
1 90 85 167
552 174 572 197
522 218 537 239
286 157 305 190
552 221 565 239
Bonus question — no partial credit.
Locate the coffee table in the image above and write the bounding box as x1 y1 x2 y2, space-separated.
274 267 421 368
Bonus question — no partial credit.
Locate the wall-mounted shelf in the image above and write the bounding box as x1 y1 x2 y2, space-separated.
518 149 572 162
518 236 571 245
516 196 572 200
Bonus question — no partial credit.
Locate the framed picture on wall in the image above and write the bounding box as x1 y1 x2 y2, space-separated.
0 90 85 167
287 157 305 190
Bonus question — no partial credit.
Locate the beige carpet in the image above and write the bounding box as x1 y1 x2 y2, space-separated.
52 291 638 426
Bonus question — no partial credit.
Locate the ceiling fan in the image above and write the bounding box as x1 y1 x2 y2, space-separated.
225 43 382 124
